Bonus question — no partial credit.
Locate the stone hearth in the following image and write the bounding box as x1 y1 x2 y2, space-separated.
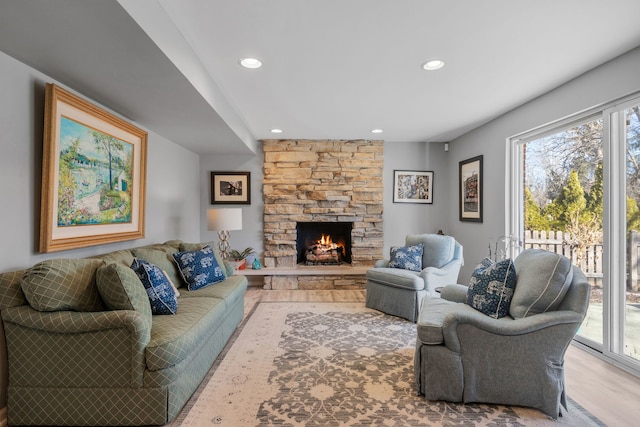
262 139 383 290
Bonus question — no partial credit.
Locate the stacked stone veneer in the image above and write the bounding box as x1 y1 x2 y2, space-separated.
262 139 384 290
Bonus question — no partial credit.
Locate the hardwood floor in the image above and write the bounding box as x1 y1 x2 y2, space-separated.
245 288 640 426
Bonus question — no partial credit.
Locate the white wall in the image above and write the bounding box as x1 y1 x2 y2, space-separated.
447 46 640 283
381 141 451 257
0 51 201 272
199 151 265 258
0 50 201 408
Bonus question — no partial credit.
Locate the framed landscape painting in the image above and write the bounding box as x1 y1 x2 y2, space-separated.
459 155 483 222
211 171 251 204
40 83 147 252
393 170 434 204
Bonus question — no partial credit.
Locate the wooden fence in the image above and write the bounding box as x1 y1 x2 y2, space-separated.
523 230 604 288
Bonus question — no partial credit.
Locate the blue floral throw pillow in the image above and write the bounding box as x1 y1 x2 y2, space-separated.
388 243 424 272
466 257 517 319
131 258 178 315
172 245 226 291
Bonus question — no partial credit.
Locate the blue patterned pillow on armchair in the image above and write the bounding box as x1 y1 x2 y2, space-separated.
466 257 516 319
388 243 424 272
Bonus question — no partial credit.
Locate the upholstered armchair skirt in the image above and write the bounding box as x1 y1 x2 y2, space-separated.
366 234 463 322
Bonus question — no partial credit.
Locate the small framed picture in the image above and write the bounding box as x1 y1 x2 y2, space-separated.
459 155 483 222
211 171 251 204
393 170 434 204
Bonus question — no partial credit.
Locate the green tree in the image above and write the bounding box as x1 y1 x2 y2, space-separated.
555 170 588 226
627 197 640 236
524 187 550 230
587 162 604 217
92 130 123 191
57 138 80 225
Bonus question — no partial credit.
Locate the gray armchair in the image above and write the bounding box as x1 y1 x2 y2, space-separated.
366 233 463 322
414 249 590 419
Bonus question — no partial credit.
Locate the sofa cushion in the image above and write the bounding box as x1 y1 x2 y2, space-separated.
172 245 226 291
416 297 460 345
466 258 516 319
131 259 178 315
388 243 423 271
406 234 456 268
146 297 226 371
510 249 573 319
179 274 247 309
131 247 183 288
96 262 152 323
179 242 228 279
20 259 105 312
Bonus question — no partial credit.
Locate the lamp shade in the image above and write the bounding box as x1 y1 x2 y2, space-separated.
207 208 242 231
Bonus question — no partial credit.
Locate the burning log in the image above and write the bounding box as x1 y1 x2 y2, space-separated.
304 234 342 265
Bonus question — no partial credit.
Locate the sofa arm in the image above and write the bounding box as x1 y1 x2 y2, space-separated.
420 259 462 294
374 259 390 268
440 304 584 353
440 284 469 303
2 306 150 388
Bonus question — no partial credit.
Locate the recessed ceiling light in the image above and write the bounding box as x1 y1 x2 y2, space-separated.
239 57 262 69
371 129 384 134
270 128 283 134
422 59 445 71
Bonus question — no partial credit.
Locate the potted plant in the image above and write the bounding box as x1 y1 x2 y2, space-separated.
228 247 255 270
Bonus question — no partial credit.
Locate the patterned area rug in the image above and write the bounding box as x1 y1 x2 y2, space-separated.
172 302 602 426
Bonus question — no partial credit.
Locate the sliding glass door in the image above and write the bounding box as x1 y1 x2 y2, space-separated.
521 116 603 347
624 102 640 361
509 93 640 374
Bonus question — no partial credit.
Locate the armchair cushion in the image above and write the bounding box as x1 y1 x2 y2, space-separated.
416 297 460 345
510 249 573 319
365 268 424 290
131 259 178 315
388 243 423 271
20 259 105 312
466 258 516 319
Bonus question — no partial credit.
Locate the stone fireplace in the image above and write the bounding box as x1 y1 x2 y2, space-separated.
262 139 383 289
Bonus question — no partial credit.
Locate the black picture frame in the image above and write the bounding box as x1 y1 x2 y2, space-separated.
459 155 483 222
393 170 434 204
211 171 251 204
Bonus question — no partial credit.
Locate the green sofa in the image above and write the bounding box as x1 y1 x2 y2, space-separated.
0 240 248 426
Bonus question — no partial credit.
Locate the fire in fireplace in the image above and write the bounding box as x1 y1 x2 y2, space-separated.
296 222 352 265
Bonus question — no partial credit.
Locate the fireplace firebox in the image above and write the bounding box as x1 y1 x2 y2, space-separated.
296 222 352 265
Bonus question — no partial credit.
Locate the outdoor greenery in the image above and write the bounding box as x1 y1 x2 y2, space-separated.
525 107 640 249
523 108 636 266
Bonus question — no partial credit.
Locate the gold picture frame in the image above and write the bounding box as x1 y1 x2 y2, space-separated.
40 83 147 252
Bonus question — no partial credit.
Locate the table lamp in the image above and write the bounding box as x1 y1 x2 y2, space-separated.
207 208 242 259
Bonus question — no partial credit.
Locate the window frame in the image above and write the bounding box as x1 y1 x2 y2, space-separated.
507 91 640 377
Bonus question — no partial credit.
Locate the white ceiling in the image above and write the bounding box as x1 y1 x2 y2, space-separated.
2 0 640 155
